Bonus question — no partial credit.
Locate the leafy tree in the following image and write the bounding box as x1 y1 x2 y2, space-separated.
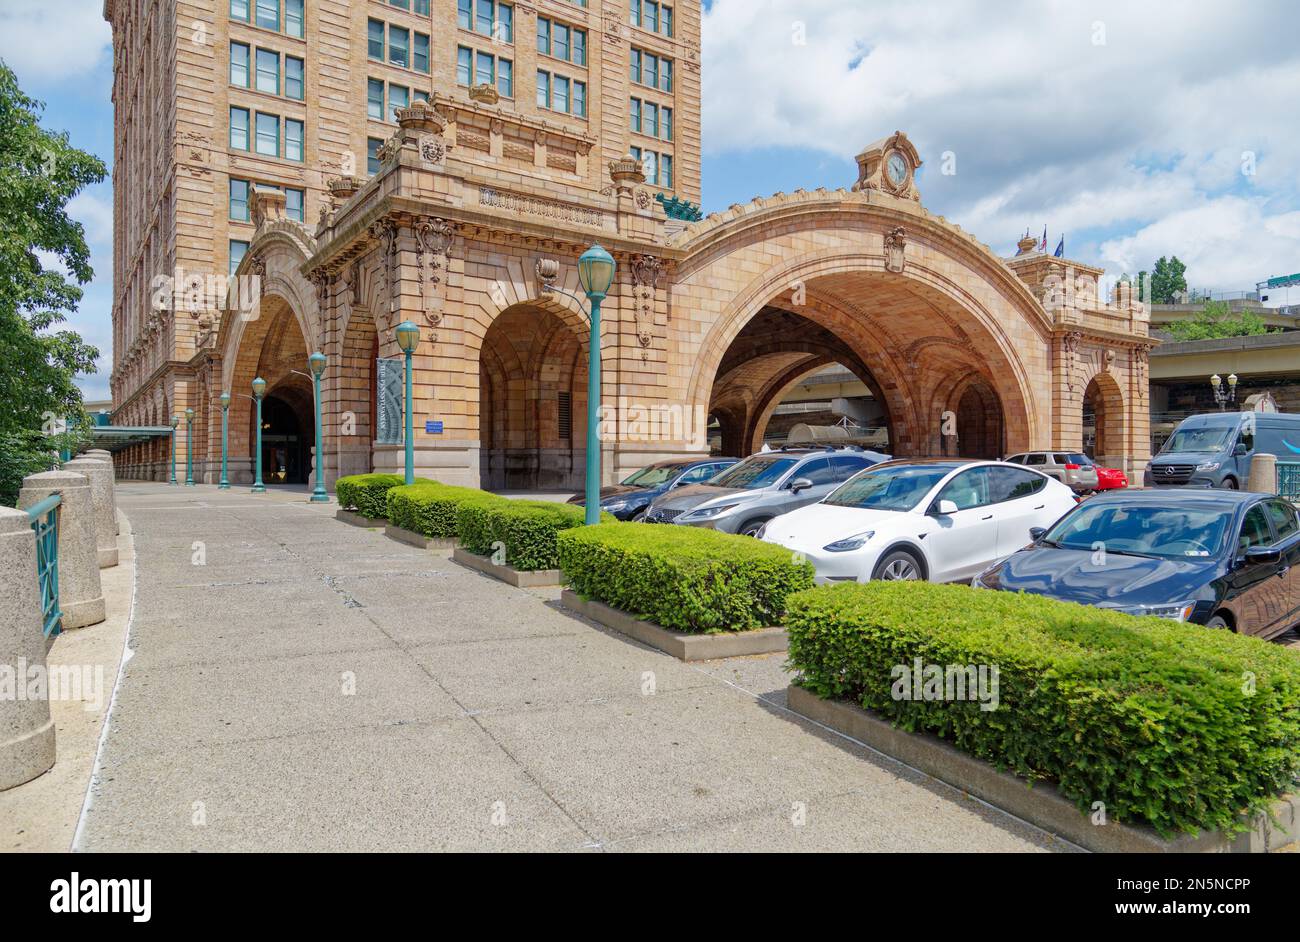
1149 256 1188 304
0 60 105 505
1164 300 1275 342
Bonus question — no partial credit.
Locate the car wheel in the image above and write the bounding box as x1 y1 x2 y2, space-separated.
872 549 923 581
1219 477 1238 490
1206 614 1233 630
738 518 767 538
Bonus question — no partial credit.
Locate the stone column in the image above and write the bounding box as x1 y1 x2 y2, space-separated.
1248 453 1277 494
17 471 105 629
85 450 120 534
64 457 118 568
0 506 57 791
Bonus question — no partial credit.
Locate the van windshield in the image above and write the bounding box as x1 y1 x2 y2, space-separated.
1160 425 1234 455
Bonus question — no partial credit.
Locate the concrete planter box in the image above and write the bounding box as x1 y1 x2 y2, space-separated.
560 589 788 661
786 683 1300 853
453 547 562 587
384 524 456 550
336 509 383 528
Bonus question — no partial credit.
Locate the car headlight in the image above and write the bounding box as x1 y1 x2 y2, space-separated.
681 503 740 520
1196 461 1221 471
1112 600 1197 622
603 500 629 512
822 530 875 553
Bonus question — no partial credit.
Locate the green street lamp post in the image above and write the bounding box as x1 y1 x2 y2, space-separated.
169 414 180 485
251 377 267 493
577 244 616 525
395 321 420 486
184 408 195 486
218 392 231 490
308 352 329 502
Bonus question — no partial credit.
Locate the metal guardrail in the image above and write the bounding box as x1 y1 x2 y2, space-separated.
1279 463 1300 502
25 494 62 639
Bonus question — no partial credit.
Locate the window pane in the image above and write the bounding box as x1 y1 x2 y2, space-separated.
231 0 250 22
537 17 549 54
389 84 408 113
367 137 382 174
389 0 410 9
285 0 304 37
475 51 493 86
255 112 278 156
643 151 656 185
368 78 384 118
229 240 249 277
230 42 249 86
573 80 585 116
368 20 384 59
630 49 640 83
255 48 278 94
285 188 304 222
630 98 640 133
554 23 568 61
646 1 658 33
456 47 472 85
661 58 672 92
645 55 657 88
285 119 303 160
413 89 429 103
285 56 304 99
476 0 492 34
573 30 585 66
229 179 249 220
630 1 639 27
663 5 673 37
645 102 657 137
553 74 569 112
457 0 471 30
390 27 409 67
414 33 429 73
255 0 279 30
536 70 549 108
229 107 249 149
498 4 512 43
415 0 430 14
497 58 512 97
661 107 671 140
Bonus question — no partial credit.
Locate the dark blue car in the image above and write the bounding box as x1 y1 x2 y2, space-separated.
566 457 738 521
973 489 1300 640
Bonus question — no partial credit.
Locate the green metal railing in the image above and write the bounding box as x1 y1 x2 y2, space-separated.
25 495 62 639
1278 462 1300 502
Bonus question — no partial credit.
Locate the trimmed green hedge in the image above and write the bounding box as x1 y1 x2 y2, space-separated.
458 500 610 571
786 581 1300 837
385 481 504 539
557 523 814 633
335 473 408 519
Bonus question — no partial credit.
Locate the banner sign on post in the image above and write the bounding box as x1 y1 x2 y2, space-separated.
376 358 404 445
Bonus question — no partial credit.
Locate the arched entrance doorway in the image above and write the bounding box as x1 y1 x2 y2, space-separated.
1083 373 1126 468
259 384 313 484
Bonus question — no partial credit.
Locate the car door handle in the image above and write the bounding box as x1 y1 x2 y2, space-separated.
981 514 993 521
1033 504 1045 510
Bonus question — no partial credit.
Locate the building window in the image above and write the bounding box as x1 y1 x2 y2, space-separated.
456 46 472 85
255 0 279 30
389 84 409 115
538 17 586 65
538 70 584 115
389 26 409 68
230 0 250 22
230 106 250 149
230 240 249 276
415 0 430 14
457 0 471 30
661 153 672 188
630 146 672 188
367 137 382 175
285 187 304 222
469 0 512 42
631 48 672 92
661 106 672 140
230 42 250 86
413 89 429 103
285 56 304 99
285 0 304 38
229 179 250 220
497 58 513 97
535 69 548 108
389 0 409 8
368 19 384 60
572 79 585 117
285 117 304 160
255 48 279 94
631 97 671 140
255 111 279 156
630 1 672 37
475 50 493 86
368 78 385 119
414 33 429 73
630 97 640 134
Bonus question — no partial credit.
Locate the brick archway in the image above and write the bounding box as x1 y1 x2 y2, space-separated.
1084 371 1126 468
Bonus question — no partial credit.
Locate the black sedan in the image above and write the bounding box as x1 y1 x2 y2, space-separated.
973 490 1300 640
567 457 738 521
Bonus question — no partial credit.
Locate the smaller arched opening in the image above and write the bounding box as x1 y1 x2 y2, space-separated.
939 378 1006 460
259 380 314 485
1083 373 1126 469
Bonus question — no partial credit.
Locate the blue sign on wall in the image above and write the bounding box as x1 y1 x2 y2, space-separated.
425 420 444 435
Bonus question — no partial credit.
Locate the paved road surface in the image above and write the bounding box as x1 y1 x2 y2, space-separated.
76 483 1070 852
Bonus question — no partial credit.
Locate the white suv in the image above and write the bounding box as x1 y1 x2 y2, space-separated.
1005 451 1099 494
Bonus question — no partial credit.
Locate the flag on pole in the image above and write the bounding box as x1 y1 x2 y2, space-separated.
1053 235 1064 258
1040 226 1047 252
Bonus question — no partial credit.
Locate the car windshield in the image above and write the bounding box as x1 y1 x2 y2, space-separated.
1042 503 1229 559
709 455 798 489
1160 425 1235 454
823 465 954 511
621 464 683 487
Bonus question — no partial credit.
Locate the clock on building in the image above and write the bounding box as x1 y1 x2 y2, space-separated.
886 151 909 187
851 131 922 201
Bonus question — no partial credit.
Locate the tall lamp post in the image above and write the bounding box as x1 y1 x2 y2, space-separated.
169 414 180 485
251 377 267 493
307 353 329 501
184 407 195 486
576 245 616 525
218 392 231 489
1211 373 1238 411
395 321 420 486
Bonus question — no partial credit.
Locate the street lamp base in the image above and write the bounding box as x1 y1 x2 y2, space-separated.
251 485 266 494
218 483 231 490
309 491 329 503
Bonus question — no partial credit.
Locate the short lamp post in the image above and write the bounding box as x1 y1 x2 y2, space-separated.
1211 372 1238 411
251 377 267 493
577 244 616 525
308 352 329 502
218 392 231 489
395 321 420 486
169 414 180 485
184 408 195 486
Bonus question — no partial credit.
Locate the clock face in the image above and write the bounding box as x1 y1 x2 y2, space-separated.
886 152 909 187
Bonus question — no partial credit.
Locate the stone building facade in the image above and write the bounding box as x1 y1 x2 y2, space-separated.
106 1 1153 488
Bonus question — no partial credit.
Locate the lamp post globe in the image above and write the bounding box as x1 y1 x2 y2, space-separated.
394 321 420 485
251 377 267 493
578 244 616 525
308 352 329 502
218 392 231 490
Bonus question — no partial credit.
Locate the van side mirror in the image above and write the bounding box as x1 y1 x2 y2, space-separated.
1245 545 1281 565
930 499 960 516
1234 443 1249 457
789 477 813 493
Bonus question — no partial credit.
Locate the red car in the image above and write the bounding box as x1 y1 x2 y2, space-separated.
1093 465 1128 490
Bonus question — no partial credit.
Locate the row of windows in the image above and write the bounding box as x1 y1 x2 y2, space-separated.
536 70 587 116
367 19 432 73
630 98 671 141
230 107 305 161
629 146 672 188
230 0 304 37
457 0 513 43
229 179 304 223
368 78 430 122
456 46 514 98
630 0 673 38
537 17 586 66
231 43 305 100
630 49 673 93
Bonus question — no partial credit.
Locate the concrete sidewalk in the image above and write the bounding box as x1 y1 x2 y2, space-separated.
73 482 1072 852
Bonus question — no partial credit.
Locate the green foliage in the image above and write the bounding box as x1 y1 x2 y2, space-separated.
1165 300 1275 341
786 581 1300 837
558 524 815 633
458 500 606 571
335 473 408 518
1149 255 1188 304
385 481 504 537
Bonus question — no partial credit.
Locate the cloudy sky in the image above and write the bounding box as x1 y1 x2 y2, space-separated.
3 0 1299 402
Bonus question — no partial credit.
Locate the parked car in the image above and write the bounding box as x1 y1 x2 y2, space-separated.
1145 410 1300 489
644 446 891 536
759 459 1077 583
1005 451 1099 494
972 490 1300 640
1092 463 1129 490
566 457 738 521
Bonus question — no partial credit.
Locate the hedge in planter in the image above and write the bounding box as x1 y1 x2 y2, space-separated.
335 473 409 519
786 580 1300 838
557 523 814 633
385 482 504 539
458 500 608 572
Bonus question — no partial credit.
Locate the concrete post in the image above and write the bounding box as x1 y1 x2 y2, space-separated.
1247 453 1277 494
0 506 57 790
64 457 118 568
17 471 105 629
84 451 120 534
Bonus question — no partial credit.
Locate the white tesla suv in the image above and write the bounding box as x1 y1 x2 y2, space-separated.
759 459 1078 584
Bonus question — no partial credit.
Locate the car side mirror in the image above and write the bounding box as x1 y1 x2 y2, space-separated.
1234 443 1248 456
789 477 813 493
1244 545 1281 565
1029 527 1048 542
931 499 960 516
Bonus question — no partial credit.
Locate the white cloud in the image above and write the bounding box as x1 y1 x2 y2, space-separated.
0 0 110 82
